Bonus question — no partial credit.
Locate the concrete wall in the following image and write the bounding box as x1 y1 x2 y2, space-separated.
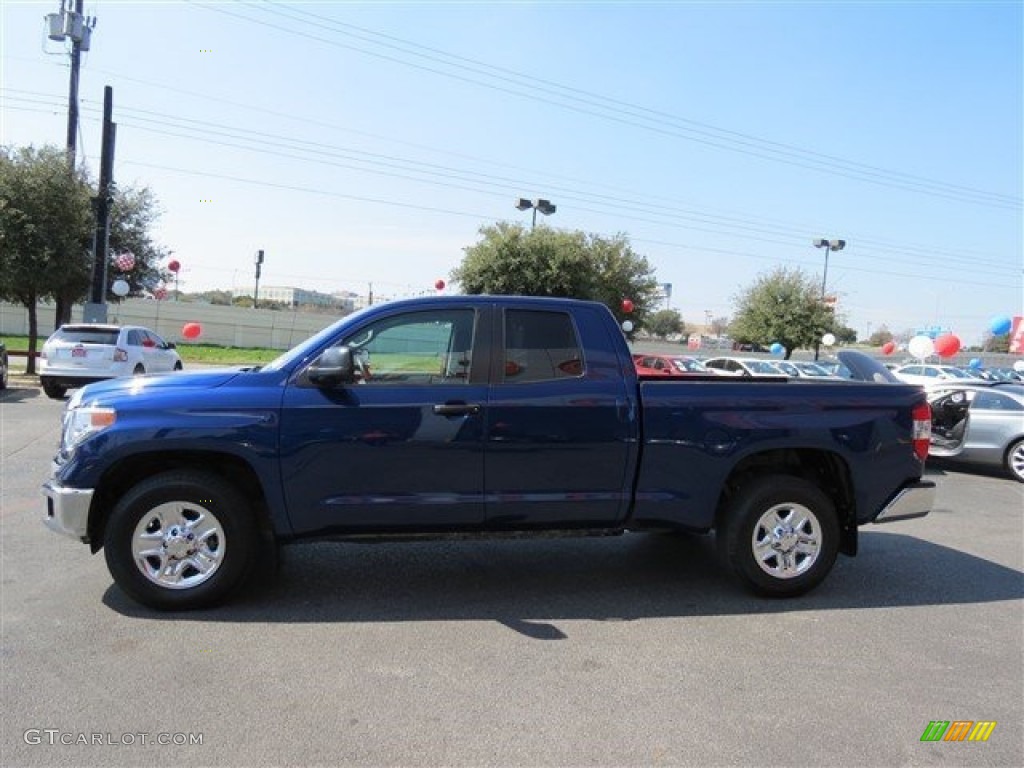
0 300 345 350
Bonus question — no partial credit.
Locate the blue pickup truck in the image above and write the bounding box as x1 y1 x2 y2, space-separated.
43 295 935 610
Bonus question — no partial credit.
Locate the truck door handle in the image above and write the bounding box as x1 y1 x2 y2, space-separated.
433 402 481 416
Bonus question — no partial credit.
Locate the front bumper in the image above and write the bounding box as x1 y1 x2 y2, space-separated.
873 480 935 524
42 479 94 543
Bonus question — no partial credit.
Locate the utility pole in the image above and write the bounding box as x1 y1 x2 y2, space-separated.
254 250 264 309
46 0 96 168
82 86 116 324
66 0 83 166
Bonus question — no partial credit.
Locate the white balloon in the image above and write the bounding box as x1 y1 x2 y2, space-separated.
111 279 130 297
821 333 836 347
908 335 935 360
1013 360 1024 373
621 320 634 333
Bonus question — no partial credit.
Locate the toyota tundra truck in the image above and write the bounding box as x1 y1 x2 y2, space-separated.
43 295 934 610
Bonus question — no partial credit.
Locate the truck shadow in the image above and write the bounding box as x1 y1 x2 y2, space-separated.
0 383 42 403
102 530 1024 633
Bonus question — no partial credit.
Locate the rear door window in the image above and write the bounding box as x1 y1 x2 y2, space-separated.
502 310 583 383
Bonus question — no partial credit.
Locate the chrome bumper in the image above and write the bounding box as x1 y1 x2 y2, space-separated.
873 480 935 524
42 480 93 543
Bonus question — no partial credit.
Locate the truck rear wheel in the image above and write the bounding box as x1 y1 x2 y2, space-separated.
718 476 839 597
103 470 258 610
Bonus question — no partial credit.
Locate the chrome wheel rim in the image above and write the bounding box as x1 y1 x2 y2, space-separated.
1010 443 1024 482
751 502 821 579
131 501 226 590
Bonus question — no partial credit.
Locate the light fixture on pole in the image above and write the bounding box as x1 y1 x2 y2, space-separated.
515 197 557 229
812 238 846 360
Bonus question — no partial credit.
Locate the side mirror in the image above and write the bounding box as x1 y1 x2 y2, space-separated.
166 341 176 349
308 346 356 387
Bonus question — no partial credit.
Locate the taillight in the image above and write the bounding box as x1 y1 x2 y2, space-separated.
912 401 931 461
114 347 128 362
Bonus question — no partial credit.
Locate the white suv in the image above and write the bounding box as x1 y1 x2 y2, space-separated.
39 324 183 399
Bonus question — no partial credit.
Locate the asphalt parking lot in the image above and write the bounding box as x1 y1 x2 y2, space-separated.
2 376 1022 767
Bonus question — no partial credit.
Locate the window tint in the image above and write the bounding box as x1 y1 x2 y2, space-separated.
53 328 119 345
342 309 475 385
503 310 583 383
972 391 1024 411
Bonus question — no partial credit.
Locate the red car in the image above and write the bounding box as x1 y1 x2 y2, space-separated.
633 354 713 376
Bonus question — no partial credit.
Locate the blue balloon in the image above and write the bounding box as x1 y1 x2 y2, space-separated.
990 315 1012 336
968 358 982 369
770 342 784 355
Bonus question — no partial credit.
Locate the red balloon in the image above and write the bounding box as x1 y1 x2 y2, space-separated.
434 279 445 291
881 341 896 355
167 259 181 273
621 299 634 314
934 334 961 358
182 322 202 340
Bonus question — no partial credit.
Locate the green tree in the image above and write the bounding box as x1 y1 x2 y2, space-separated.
453 222 660 325
984 332 1010 353
52 183 173 326
730 266 834 359
834 323 858 344
647 309 684 339
868 325 894 346
0 145 92 373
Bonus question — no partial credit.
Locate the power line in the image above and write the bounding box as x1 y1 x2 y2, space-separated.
5 78 1018 269
4 92 1019 282
189 0 1021 211
118 159 1019 293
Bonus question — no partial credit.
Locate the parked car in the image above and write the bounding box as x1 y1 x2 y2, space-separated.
39 324 183 400
982 367 1024 383
633 354 714 376
891 363 986 387
702 356 786 377
773 360 842 379
927 382 1024 482
0 340 8 390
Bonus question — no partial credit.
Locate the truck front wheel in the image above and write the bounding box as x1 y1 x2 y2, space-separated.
719 476 839 597
103 471 258 610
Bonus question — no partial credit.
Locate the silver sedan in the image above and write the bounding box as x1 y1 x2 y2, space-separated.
928 383 1024 482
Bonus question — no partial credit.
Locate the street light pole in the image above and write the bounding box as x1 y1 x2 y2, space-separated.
515 198 557 229
812 238 846 360
254 249 264 309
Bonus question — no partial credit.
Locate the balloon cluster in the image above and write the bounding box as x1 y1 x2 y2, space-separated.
896 313 1016 361
182 322 202 340
113 251 135 272
769 342 784 355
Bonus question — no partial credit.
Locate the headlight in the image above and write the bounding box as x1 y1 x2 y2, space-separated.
61 404 117 453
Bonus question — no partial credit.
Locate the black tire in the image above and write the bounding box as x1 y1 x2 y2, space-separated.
1006 439 1024 483
103 470 260 610
41 379 67 400
718 475 839 597
133 364 145 375
173 361 183 371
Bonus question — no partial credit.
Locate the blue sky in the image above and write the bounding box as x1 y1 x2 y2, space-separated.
2 0 1021 344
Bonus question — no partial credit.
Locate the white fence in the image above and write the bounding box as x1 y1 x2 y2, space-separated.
0 299 344 350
